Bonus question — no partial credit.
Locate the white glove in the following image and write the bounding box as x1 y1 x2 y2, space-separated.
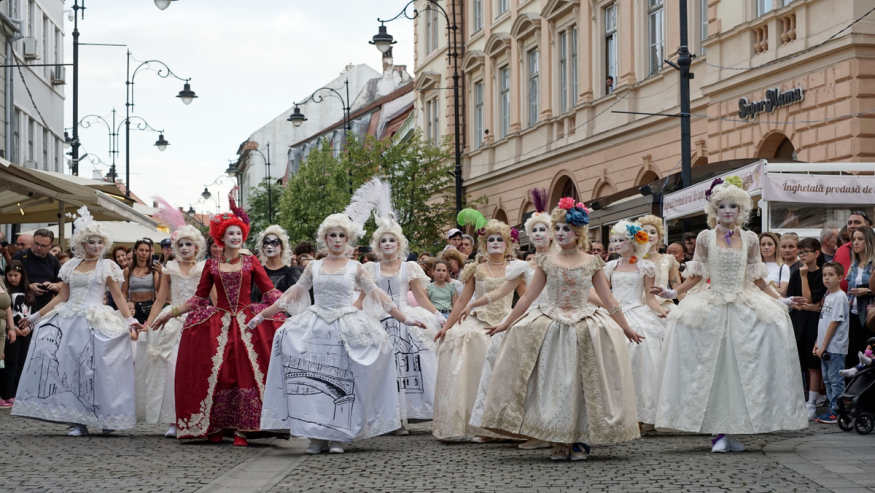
403 317 421 327
246 314 265 330
778 297 794 307
26 312 42 325
432 311 447 326
125 317 139 329
656 288 677 300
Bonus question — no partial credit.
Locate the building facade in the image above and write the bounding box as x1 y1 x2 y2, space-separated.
428 0 875 241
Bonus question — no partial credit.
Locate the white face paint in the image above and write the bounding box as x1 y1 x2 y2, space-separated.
530 222 551 249
609 234 633 256
641 224 659 249
379 233 399 257
177 238 197 260
716 199 740 227
486 234 506 255
325 227 348 254
554 223 579 248
224 226 244 249
83 235 105 257
262 234 282 258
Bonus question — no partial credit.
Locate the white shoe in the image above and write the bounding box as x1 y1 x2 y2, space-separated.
840 368 857 378
392 427 410 436
570 443 590 461
519 439 551 450
550 444 570 461
470 436 492 443
306 439 326 454
816 394 829 407
67 425 88 437
725 436 746 452
806 402 817 420
328 441 345 454
164 425 177 438
710 435 728 453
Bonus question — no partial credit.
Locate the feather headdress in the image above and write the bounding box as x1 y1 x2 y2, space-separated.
343 177 394 231
530 188 549 214
525 188 552 238
151 196 186 231
457 208 488 235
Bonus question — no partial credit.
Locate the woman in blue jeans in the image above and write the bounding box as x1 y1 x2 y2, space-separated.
844 226 875 369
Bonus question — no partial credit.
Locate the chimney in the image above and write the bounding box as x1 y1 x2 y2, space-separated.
91 169 103 181
382 47 394 74
343 62 355 75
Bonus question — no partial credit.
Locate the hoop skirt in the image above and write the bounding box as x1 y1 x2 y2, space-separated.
175 256 285 439
655 229 808 434
12 259 136 430
135 260 204 425
362 261 439 420
260 259 401 442
479 254 640 445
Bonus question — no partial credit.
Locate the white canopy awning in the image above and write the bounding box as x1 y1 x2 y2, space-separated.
22 221 170 248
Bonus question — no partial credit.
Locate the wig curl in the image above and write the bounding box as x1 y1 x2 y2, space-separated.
70 223 113 259
704 179 753 229
550 206 589 250
524 212 552 240
636 214 664 247
476 219 513 255
610 220 651 258
210 212 250 248
370 213 409 260
170 225 206 261
256 225 292 267
316 214 364 252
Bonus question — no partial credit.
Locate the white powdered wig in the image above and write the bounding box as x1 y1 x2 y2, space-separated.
256 225 292 266
370 213 409 260
704 182 753 229
610 219 651 258
316 213 364 252
171 225 207 261
70 206 113 258
524 212 552 239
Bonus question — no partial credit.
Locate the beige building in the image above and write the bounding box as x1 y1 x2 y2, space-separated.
413 0 875 241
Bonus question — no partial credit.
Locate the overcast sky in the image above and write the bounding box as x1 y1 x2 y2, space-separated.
65 0 414 216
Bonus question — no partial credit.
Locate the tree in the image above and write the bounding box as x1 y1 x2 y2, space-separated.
244 178 284 249
276 130 484 252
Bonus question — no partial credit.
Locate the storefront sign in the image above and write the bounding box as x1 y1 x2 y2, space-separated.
662 160 765 219
738 87 804 120
762 173 875 205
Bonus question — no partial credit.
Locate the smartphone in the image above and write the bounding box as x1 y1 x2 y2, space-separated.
152 254 161 263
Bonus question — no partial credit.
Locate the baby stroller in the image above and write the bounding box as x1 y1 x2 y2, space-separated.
837 365 875 434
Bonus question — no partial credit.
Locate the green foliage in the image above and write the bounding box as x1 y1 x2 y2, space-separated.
274 130 485 252
245 178 284 249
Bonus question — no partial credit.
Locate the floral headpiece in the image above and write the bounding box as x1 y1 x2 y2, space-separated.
625 223 650 245
557 197 590 227
510 228 520 244
704 178 723 199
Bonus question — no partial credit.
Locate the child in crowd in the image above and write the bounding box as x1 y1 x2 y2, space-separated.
839 337 875 378
787 237 828 419
813 261 851 424
427 259 457 319
1 261 34 408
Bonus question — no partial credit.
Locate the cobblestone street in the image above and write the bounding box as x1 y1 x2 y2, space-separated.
3 408 875 493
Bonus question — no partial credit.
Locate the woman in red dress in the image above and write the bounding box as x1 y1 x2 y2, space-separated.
152 190 285 446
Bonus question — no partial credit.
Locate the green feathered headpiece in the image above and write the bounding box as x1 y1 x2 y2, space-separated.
457 208 488 234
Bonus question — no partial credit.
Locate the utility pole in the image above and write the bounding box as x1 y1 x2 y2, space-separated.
678 0 694 233
71 0 82 176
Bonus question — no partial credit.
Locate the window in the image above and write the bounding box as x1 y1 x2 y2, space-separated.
43 16 49 78
473 0 482 32
12 110 20 165
474 81 484 149
605 4 618 94
559 31 568 114
571 27 579 107
757 0 773 17
700 0 708 54
498 0 508 15
27 1 33 37
432 98 440 142
426 98 440 143
42 128 48 170
54 28 60 77
426 7 440 52
54 137 60 172
27 118 34 164
499 66 510 138
528 50 539 127
648 0 664 74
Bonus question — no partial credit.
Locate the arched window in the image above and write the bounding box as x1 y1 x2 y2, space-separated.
494 208 509 224
637 170 660 186
550 174 579 206
757 132 797 160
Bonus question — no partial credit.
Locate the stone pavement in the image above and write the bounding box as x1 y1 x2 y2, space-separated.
2 407 875 493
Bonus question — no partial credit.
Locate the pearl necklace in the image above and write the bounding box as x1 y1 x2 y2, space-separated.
559 247 578 256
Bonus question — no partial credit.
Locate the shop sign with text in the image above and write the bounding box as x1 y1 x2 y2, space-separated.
738 87 804 120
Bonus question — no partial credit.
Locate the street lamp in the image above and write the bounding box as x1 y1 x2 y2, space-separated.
154 0 176 10
202 188 211 201
126 50 196 197
154 133 170 151
374 0 464 219
289 81 352 193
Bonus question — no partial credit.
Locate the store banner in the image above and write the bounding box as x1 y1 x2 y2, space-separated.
763 173 875 205
662 160 766 218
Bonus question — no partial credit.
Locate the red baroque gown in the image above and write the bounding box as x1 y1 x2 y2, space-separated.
175 255 286 438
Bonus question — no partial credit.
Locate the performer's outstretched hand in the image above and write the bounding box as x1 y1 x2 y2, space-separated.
246 314 265 330
624 327 645 344
484 322 508 336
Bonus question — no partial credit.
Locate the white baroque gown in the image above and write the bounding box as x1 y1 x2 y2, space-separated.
432 260 528 440
604 259 666 425
647 254 680 312
12 258 136 430
655 229 808 434
135 260 204 424
362 261 439 420
260 259 401 442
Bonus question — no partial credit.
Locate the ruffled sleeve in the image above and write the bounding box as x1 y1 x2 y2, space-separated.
406 261 430 290
603 259 618 281
356 261 377 292
504 260 529 281
356 263 399 313
459 262 479 284
275 262 314 316
58 257 79 283
638 258 657 279
102 259 125 284
744 230 770 282
683 230 711 279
